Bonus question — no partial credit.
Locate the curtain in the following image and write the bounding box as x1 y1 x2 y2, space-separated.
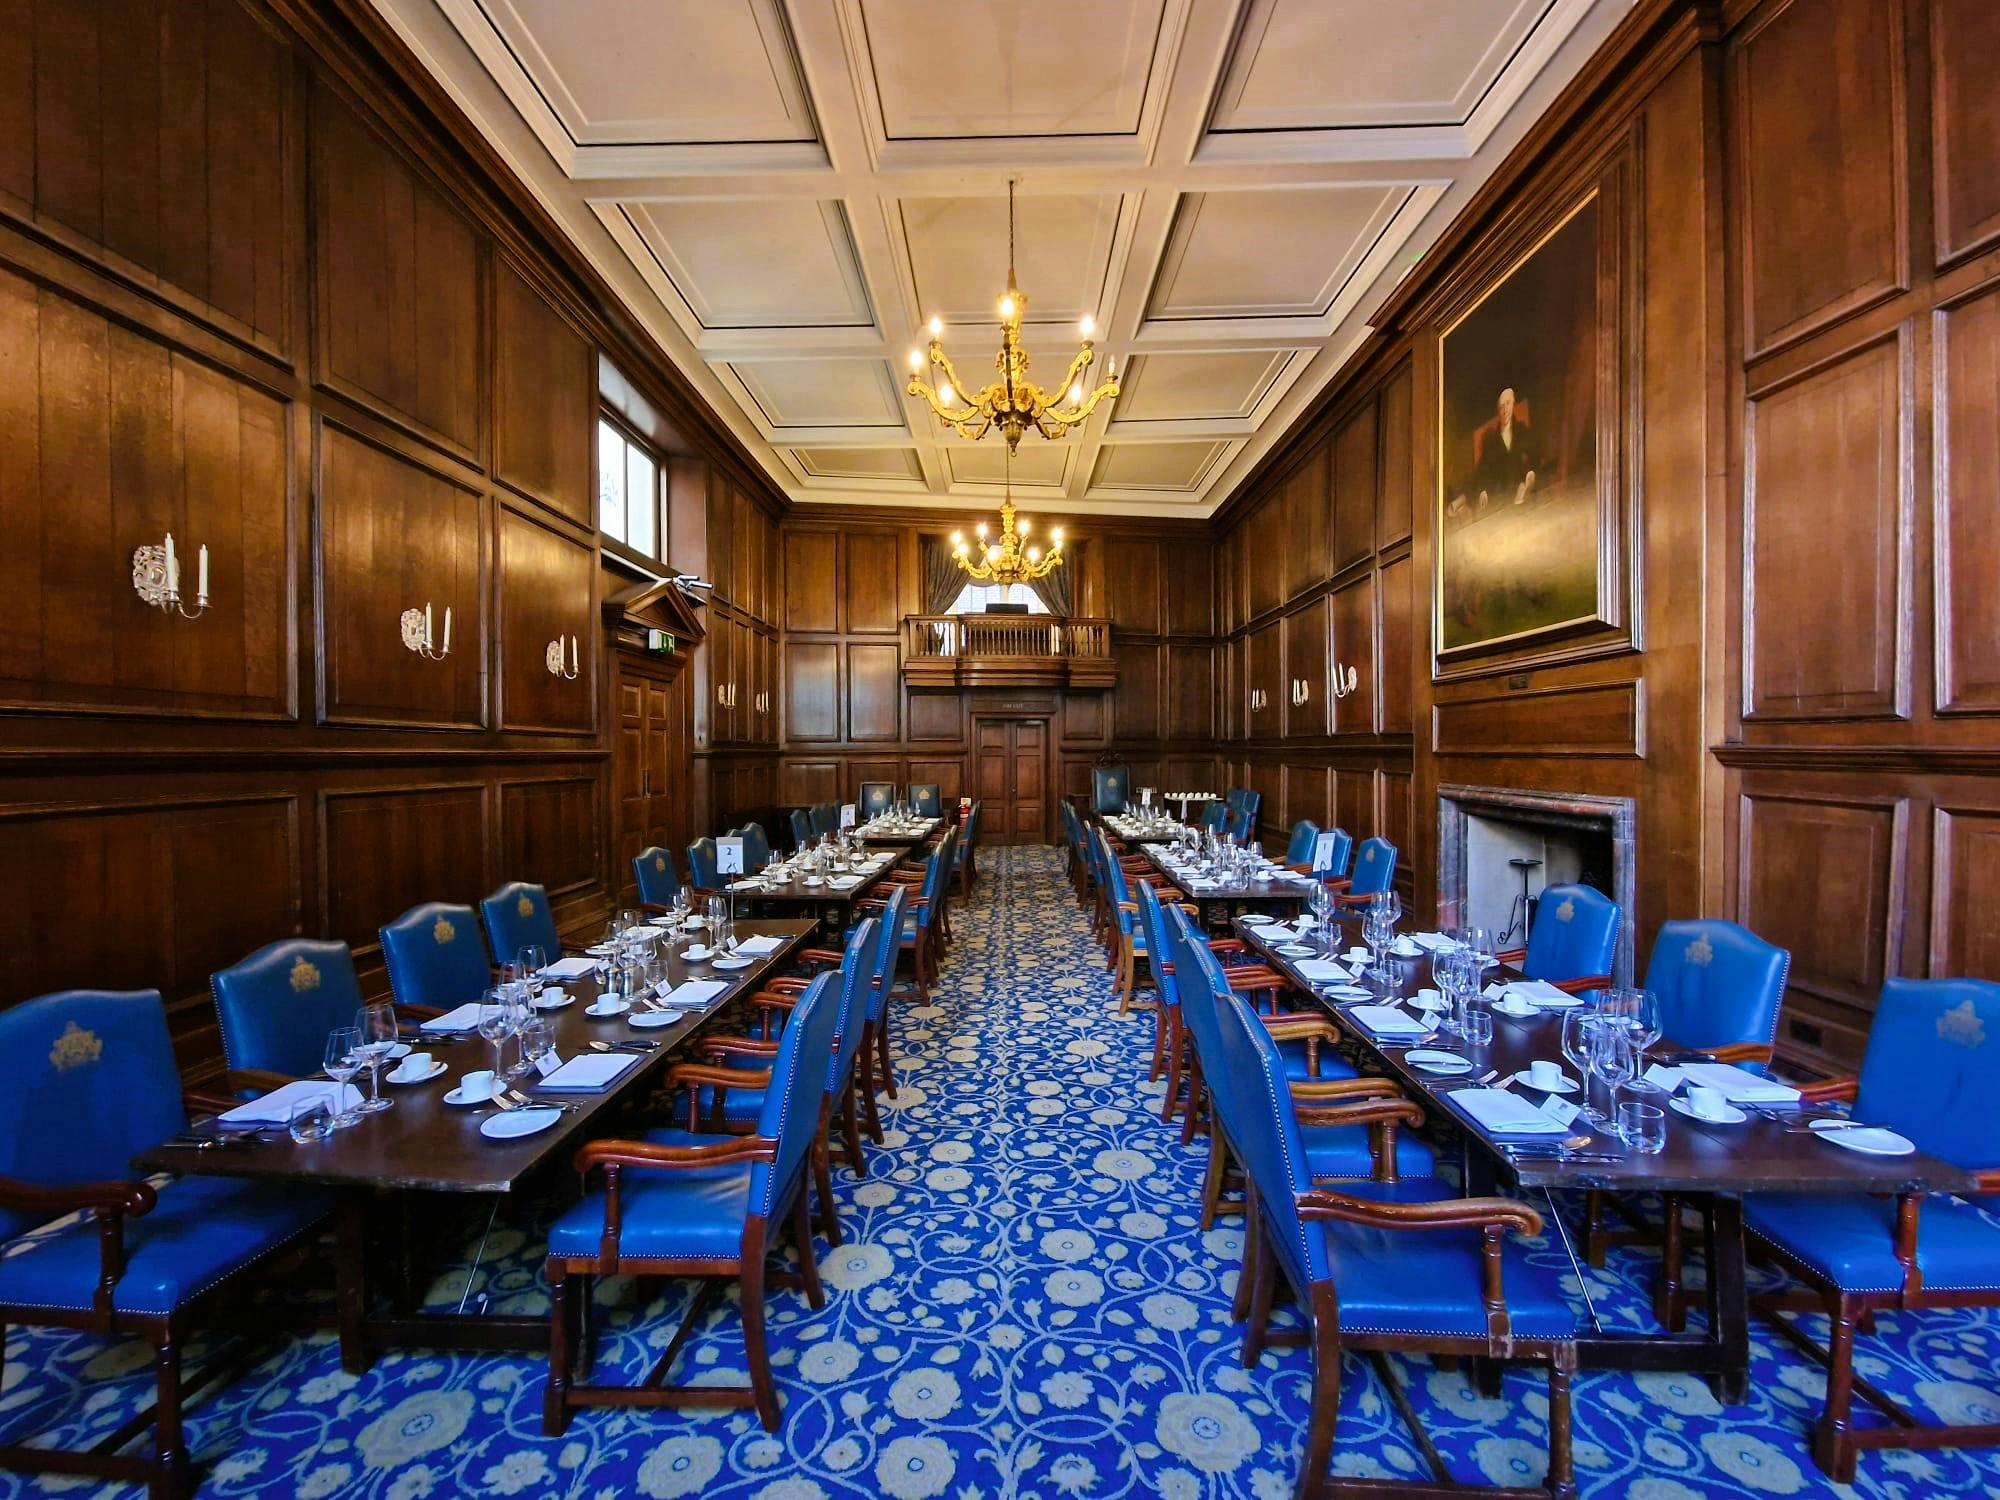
1027 559 1072 617
919 535 963 616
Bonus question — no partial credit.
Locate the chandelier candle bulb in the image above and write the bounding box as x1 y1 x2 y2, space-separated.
928 316 943 337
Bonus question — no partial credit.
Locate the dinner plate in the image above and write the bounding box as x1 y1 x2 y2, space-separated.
1669 1097 1747 1126
1275 943 1313 957
1493 1001 1539 1018
1240 915 1277 927
629 1009 685 1029
585 944 617 956
1324 985 1373 1000
386 1059 447 1086
711 955 755 971
443 1084 498 1107
480 1108 562 1140
385 1042 413 1061
1405 1049 1473 1075
682 947 715 962
1510 1070 1579 1095
1809 1120 1915 1156
533 990 573 1010
584 1000 630 1018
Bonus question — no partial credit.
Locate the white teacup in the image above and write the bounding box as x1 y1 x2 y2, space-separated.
1412 987 1446 1011
1528 1059 1566 1091
684 944 713 961
1687 1084 1729 1118
460 1068 497 1101
392 1050 433 1081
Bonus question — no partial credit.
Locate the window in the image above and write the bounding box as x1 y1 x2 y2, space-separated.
946 580 1048 615
597 417 660 559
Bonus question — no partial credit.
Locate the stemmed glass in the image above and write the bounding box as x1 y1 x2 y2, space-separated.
516 945 546 983
1461 926 1497 995
1590 1023 1637 1135
521 1017 556 1077
323 1027 364 1129
476 989 514 1084
1600 987 1664 1081
1562 1010 1606 1124
1307 879 1334 951
352 1003 398 1114
501 984 534 1078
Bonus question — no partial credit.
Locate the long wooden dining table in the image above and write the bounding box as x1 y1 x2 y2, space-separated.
1139 843 1313 925
1225 914 1975 1400
136 918 817 1373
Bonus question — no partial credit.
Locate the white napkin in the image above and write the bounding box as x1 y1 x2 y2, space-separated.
727 879 764 892
735 935 786 956
219 1079 362 1126
1295 959 1350 983
1676 1062 1799 1105
420 1002 488 1032
1346 1005 1432 1038
1450 1088 1571 1134
535 1053 642 1092
541 956 600 980
1408 932 1455 951
657 978 731 1007
830 876 862 890
1504 979 1584 1008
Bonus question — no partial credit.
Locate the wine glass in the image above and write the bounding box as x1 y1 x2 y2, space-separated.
520 1017 555 1079
476 989 513 1084
501 984 534 1078
516 945 546 982
1562 1010 1604 1124
323 1026 364 1129
1590 1023 1637 1134
353 1002 398 1114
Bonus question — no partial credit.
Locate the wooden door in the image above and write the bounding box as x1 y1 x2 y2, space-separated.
974 717 1050 845
614 662 686 901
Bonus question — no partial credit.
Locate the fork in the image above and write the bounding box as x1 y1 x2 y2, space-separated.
497 1089 577 1114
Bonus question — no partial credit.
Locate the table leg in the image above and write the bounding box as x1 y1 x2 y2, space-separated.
336 1190 372 1375
1708 1194 1750 1404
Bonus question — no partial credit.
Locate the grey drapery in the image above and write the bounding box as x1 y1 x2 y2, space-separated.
919 535 964 616
1027 558 1072 617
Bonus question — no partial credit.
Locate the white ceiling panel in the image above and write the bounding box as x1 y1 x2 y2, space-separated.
477 0 816 145
379 0 1625 515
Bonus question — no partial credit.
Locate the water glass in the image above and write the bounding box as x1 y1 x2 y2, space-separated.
476 990 513 1081
516 945 546 979
1618 1100 1667 1154
521 1017 555 1076
323 1026 363 1128
287 1093 334 1144
1460 1005 1494 1048
354 1002 398 1114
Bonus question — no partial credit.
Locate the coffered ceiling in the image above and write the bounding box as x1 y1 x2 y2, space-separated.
372 0 1634 516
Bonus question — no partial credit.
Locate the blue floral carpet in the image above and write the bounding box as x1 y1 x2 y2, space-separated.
5 846 2000 1497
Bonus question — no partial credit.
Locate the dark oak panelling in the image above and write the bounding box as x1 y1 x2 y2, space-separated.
1934 281 2000 713
908 690 962 742
1731 0 1908 358
846 642 900 742
1929 0 2000 264
1113 641 1163 741
318 781 485 955
1166 643 1214 742
785 642 840 741
1930 804 2000 977
1432 682 1641 757
1331 400 1377 576
1328 576 1377 736
500 776 597 899
1379 554 1416 735
783 529 838 632
492 260 593 524
0 265 291 718
496 507 595 734
311 78 482 457
317 424 483 728
843 532 900 633
1103 540 1164 637
1377 365 1415 549
0 0 292 353
1743 331 1909 721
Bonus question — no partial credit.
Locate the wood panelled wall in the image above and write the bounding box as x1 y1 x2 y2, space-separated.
772 512 1215 819
684 468 783 831
1208 0 2000 1073
0 0 779 1073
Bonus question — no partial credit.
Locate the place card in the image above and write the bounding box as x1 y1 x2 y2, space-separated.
1643 1063 1684 1093
1539 1096 1582 1128
535 1050 563 1078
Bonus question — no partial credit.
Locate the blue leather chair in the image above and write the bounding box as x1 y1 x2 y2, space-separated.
0 989 331 1497
380 903 490 1013
543 968 840 1434
859 782 895 818
908 783 943 818
481 881 563 966
866 842 946 1001
856 883 908 1141
735 822 772 872
1097 828 1153 1011
1337 836 1398 905
950 799 982 903
1227 786 1261 822
686 838 721 894
1092 765 1129 814
1210 977 1579 1498
1644 917 1790 1064
633 846 682 910
1743 977 2000 1481
211 938 369 1087
1061 799 1094 903
1221 805 1252 842
1200 799 1228 834
1284 819 1320 866
1137 877 1189 1114
1317 826 1355 881
789 808 814 850
1499 882 1620 993
808 801 838 839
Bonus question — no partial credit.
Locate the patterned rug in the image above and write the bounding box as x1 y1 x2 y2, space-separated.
5 845 2000 1498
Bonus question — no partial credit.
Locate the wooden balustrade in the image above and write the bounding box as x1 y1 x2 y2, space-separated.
902 615 1117 689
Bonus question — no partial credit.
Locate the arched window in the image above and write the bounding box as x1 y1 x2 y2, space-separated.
946 581 1048 615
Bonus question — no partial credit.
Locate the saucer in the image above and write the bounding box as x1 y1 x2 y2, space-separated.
801 877 826 888
1494 1000 1538 1018
386 1060 447 1086
684 916 707 929
1240 915 1277 927
533 990 573 1010
1511 1069 1579 1095
712 955 755 970
1669 1097 1747 1126
584 1000 630 1018
480 1108 561 1140
585 943 617 956
683 947 715 962
384 1042 413 1061
1809 1120 1915 1156
443 1084 498 1106
629 1009 685 1029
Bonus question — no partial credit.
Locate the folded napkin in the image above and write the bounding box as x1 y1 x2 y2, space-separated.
657 978 731 1007
541 956 600 980
727 879 764 892
1449 1088 1571 1135
1408 932 1456 951
1294 959 1350 983
1504 979 1584 1008
735 934 786 956
535 1053 641 1092
1676 1062 1799 1105
1276 871 1313 884
830 876 862 890
219 1079 363 1126
420 1001 489 1032
1346 1005 1432 1038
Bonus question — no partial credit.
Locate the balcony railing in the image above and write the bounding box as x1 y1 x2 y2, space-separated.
902 614 1117 689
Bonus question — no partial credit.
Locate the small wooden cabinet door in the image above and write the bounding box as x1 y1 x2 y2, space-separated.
1283 597 1332 739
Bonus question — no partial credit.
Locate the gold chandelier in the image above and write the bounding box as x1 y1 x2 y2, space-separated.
949 448 1063 583
907 180 1120 454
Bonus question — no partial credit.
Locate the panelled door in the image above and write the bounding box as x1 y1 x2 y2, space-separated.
973 717 1050 845
615 661 687 901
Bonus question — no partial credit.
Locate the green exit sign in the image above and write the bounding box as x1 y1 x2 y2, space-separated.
646 629 675 654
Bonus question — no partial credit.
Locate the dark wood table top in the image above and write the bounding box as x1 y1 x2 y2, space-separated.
1092 811 1185 845
1229 918 1977 1197
860 818 942 848
136 919 816 1195
724 854 898 911
1143 846 1313 907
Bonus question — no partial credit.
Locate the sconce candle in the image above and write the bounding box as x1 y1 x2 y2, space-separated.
132 531 211 619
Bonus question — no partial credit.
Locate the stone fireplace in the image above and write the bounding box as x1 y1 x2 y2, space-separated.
1436 784 1637 984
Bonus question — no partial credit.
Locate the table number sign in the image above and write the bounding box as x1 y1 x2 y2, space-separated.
840 803 857 828
1312 831 1338 873
717 837 746 875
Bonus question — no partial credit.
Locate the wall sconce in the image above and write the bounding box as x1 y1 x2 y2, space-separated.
1331 662 1360 699
1249 688 1267 712
545 635 579 680
1289 678 1310 707
717 682 738 708
399 604 451 661
131 532 209 619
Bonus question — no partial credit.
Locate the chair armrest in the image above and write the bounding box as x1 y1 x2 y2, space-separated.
1796 1075 1859 1103
392 1001 444 1022
568 1135 780 1264
0 1174 157 1220
749 990 801 1012
1296 1097 1426 1133
1264 1014 1337 1043
665 1061 772 1091
1972 1169 2000 1194
1297 1190 1542 1238
797 948 846 966
762 976 810 995
1291 1076 1404 1104
1550 975 1610 995
1209 938 1251 955
1333 890 1379 908
183 1088 243 1115
1707 1042 1775 1065
855 899 890 914
222 1068 296 1097
704 1036 779 1060
1226 966 1289 992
